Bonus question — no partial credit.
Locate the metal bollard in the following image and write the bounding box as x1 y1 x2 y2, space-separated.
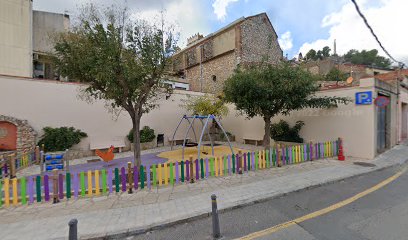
68 218 78 240
211 194 221 239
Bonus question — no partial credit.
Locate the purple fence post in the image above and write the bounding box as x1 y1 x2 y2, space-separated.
315 143 318 159
310 143 313 160
28 177 34 204
282 147 286 165
287 146 291 164
186 160 190 181
243 153 247 172
146 165 151 189
134 166 139 190
227 155 232 175
304 144 307 161
44 174 50 202
58 174 64 199
195 159 199 180
107 169 113 193
205 158 209 178
175 162 179 184
251 152 255 170
121 167 126 192
320 143 323 158
73 172 79 199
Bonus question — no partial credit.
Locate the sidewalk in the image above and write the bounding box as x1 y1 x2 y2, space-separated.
1 144 407 240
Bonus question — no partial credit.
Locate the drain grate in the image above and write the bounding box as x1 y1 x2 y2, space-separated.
353 162 376 167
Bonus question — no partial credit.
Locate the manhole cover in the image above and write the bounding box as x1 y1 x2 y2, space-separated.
353 162 376 167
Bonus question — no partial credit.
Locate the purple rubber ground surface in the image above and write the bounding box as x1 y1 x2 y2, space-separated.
68 153 167 174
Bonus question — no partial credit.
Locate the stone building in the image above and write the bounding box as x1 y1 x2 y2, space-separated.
171 13 283 93
303 57 394 83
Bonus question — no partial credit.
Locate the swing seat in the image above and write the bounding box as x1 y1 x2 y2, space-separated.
185 142 198 147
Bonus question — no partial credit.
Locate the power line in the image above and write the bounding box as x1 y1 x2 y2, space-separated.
350 0 405 68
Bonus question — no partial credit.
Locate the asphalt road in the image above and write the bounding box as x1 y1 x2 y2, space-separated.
128 163 408 240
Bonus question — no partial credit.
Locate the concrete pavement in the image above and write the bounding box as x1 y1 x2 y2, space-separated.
1 144 407 240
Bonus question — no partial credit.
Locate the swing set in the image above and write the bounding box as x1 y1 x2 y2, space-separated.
170 115 235 161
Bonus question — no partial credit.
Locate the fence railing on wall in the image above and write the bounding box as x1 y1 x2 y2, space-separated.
0 139 341 208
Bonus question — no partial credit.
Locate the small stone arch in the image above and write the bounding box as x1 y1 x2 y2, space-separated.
0 115 37 154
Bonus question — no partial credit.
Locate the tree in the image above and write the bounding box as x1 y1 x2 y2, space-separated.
344 49 391 68
223 63 350 148
181 94 229 117
305 46 331 61
325 68 348 82
53 5 177 168
306 49 317 61
322 46 331 57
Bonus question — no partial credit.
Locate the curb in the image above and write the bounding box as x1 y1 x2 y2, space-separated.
85 156 408 240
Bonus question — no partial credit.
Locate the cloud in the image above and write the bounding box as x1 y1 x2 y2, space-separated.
278 31 293 51
212 0 239 21
298 0 408 65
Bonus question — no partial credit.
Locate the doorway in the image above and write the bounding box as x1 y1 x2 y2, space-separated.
0 121 17 151
376 94 391 153
401 103 408 140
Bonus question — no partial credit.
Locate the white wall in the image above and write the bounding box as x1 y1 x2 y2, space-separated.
0 76 204 151
0 76 378 159
223 83 377 159
0 0 32 77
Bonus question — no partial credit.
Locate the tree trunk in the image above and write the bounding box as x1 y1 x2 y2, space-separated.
132 114 142 169
263 116 271 149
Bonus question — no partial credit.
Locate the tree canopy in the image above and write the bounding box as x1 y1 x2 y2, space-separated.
53 5 178 167
305 46 331 61
344 49 391 68
223 63 350 148
182 94 229 117
325 68 349 82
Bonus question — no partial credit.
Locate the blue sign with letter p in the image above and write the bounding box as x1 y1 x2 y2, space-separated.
355 91 372 105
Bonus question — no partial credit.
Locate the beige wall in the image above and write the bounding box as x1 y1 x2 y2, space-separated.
0 76 204 151
223 84 377 159
212 28 235 56
0 0 32 77
1 75 389 160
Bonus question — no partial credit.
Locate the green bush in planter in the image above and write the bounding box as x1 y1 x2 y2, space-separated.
270 120 304 143
127 126 155 143
38 126 88 152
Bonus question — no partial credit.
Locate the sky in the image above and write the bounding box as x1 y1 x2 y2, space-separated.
33 0 408 65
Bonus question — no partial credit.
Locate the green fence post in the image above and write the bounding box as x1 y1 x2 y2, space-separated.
114 168 120 193
140 165 145 189
101 169 107 194
200 159 205 179
210 158 215 176
80 172 86 196
66 173 71 199
21 177 27 205
232 155 235 174
36 176 41 202
181 161 185 182
170 162 174 185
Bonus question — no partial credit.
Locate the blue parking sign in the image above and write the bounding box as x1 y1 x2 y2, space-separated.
355 91 372 105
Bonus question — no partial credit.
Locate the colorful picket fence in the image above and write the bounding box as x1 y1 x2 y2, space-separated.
0 149 38 180
0 140 340 208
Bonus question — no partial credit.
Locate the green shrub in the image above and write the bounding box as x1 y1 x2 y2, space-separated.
127 126 155 143
220 131 233 141
38 126 88 152
270 120 304 143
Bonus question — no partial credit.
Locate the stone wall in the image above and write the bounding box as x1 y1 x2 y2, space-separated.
240 14 283 65
186 52 237 93
0 115 37 155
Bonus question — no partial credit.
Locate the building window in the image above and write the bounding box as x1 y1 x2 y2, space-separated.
212 75 217 82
